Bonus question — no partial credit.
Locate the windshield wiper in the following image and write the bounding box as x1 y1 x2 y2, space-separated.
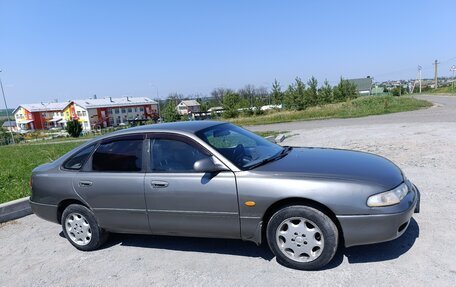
245 146 293 170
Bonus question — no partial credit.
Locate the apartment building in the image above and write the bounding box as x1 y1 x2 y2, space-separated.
13 96 158 131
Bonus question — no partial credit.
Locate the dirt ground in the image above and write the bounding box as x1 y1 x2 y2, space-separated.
1 95 455 286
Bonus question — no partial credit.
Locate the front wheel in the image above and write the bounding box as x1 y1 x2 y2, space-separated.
61 204 108 251
266 205 338 270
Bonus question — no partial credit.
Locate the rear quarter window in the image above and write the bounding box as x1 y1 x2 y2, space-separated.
63 144 96 170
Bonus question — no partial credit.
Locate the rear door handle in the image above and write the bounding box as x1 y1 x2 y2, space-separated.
79 180 93 187
151 181 169 188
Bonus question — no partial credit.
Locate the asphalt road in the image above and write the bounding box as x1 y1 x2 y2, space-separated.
1 95 455 286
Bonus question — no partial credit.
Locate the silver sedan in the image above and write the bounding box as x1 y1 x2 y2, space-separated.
30 121 420 270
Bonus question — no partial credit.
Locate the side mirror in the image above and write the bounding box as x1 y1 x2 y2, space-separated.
193 157 230 173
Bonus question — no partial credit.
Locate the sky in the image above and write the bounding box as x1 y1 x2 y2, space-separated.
1 0 455 107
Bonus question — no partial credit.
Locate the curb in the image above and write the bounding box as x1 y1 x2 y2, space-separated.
0 197 32 223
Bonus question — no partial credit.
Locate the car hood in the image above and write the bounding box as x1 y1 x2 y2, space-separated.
254 147 403 190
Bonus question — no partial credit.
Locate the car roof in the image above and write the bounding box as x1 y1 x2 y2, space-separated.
107 120 227 137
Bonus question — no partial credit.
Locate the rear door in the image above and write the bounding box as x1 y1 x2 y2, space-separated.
72 134 149 234
144 133 240 239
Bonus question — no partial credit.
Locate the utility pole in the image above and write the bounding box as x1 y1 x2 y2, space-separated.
433 59 439 89
418 65 422 93
0 70 15 144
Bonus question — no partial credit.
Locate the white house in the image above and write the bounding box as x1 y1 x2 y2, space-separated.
176 100 201 115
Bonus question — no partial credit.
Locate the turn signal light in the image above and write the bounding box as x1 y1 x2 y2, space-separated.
245 201 256 207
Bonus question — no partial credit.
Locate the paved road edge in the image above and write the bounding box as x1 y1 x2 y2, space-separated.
0 197 32 223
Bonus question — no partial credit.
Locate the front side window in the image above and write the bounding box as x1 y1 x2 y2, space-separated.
150 138 208 172
92 139 143 172
63 144 96 170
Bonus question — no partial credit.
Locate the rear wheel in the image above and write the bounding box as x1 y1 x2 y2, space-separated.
61 204 108 251
266 205 338 270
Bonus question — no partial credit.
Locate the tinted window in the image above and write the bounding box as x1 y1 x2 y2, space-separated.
92 139 143 172
151 139 208 172
63 144 96 170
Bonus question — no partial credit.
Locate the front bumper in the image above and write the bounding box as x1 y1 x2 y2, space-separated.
338 184 420 247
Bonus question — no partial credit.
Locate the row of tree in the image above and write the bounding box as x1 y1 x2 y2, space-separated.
161 77 358 121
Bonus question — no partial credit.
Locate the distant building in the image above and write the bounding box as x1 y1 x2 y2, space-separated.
176 100 201 115
74 97 158 130
371 86 385 95
13 101 73 130
13 97 158 131
2 120 17 132
348 78 373 95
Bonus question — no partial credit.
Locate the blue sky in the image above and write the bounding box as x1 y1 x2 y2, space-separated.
1 0 455 106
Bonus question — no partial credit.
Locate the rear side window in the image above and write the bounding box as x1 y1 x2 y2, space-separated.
63 144 96 170
92 139 143 172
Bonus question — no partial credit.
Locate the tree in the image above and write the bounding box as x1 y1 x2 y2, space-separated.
271 79 284 106
238 84 256 108
284 77 307 110
162 100 180 122
196 98 211 112
66 119 83 138
305 76 319 106
392 86 407 96
211 88 232 105
319 80 333 104
333 78 358 102
222 91 241 118
253 96 264 116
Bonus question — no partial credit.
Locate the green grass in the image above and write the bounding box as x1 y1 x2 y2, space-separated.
229 96 432 126
417 85 456 94
0 142 82 203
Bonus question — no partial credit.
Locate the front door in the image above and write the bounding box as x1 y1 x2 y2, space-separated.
73 134 149 234
144 135 240 239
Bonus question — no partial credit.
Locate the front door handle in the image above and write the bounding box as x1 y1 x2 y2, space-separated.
151 180 169 188
79 180 93 187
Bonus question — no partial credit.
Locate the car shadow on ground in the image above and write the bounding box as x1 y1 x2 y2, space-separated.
107 233 276 260
58 218 419 268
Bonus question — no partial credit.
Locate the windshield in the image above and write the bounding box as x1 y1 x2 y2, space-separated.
196 123 284 170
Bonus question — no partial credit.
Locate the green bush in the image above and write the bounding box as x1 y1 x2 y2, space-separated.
66 119 83 137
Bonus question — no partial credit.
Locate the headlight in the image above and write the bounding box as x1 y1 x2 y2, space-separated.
367 183 409 207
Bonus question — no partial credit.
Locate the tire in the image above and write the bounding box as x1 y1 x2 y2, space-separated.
61 204 109 251
266 205 338 270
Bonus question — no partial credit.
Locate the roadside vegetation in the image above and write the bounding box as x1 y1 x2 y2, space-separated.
228 96 432 126
416 85 456 94
160 76 433 125
0 142 81 203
